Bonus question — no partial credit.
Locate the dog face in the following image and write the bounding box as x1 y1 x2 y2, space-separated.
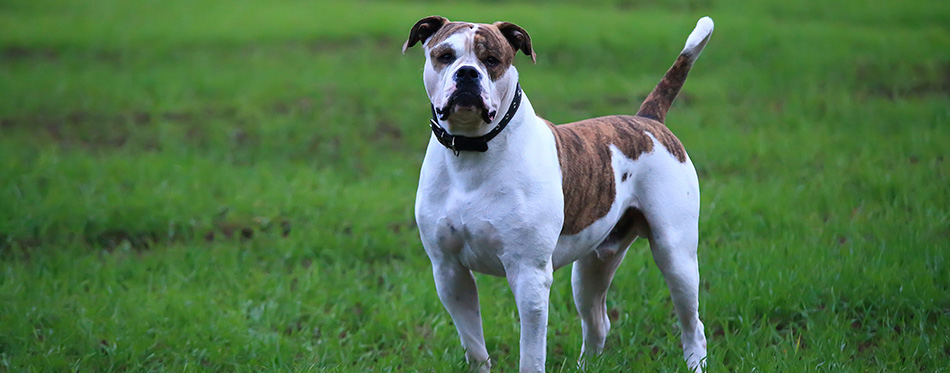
403 16 536 131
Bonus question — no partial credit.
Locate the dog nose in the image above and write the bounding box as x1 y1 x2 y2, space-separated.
455 66 480 83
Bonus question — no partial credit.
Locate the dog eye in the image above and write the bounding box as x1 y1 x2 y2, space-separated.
483 56 500 67
437 52 455 64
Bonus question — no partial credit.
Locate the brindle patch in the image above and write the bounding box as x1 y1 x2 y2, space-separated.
406 18 534 80
403 16 449 53
423 22 473 72
428 44 457 71
548 115 687 235
637 54 691 123
424 22 473 50
474 26 516 81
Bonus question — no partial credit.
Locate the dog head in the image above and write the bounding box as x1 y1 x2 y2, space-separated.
403 16 536 133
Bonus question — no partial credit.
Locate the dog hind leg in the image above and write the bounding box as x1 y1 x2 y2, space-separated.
571 242 632 362
647 219 707 372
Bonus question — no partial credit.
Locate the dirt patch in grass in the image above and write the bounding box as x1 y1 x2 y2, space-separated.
0 217 293 259
2 99 408 157
1 45 125 65
2 46 59 61
3 106 256 152
856 60 950 100
2 109 208 151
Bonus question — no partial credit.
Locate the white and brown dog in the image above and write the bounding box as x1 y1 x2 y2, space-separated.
403 15 714 372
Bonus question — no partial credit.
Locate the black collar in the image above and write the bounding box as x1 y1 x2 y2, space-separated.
429 84 522 155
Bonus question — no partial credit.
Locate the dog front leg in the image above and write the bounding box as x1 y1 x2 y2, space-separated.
432 260 491 372
506 261 554 373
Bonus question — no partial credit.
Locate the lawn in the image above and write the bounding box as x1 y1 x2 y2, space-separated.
1 0 948 371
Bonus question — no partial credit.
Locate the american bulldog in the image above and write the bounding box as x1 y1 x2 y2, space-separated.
404 16 714 372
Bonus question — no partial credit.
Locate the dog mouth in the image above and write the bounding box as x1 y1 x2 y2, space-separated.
436 90 496 124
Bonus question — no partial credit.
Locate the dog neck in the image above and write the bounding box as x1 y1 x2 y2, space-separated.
430 86 542 171
429 84 522 155
429 81 525 154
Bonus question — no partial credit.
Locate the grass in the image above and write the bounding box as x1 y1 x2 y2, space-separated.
1 0 948 371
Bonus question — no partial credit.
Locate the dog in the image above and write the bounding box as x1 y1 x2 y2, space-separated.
403 15 714 372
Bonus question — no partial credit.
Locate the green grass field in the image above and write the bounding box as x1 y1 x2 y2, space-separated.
1 0 948 371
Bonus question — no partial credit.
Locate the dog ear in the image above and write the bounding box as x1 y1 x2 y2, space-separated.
494 22 536 64
402 16 450 54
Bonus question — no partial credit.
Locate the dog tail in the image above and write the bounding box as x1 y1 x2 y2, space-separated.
636 16 714 123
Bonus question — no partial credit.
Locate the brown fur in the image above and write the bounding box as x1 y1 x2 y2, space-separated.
424 23 527 81
402 16 450 53
428 44 458 71
636 54 691 123
404 17 536 80
493 22 537 63
406 16 693 235
547 115 687 235
424 22 473 51
474 26 516 81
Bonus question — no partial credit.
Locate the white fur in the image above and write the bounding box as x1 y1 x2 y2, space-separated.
416 91 561 372
413 19 709 373
424 27 507 136
682 16 714 59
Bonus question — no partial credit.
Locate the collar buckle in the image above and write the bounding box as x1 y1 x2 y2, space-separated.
450 137 459 156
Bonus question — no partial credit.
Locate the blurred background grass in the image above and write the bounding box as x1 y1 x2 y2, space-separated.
1 0 948 371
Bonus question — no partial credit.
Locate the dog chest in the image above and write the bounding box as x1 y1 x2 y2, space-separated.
418 176 563 277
